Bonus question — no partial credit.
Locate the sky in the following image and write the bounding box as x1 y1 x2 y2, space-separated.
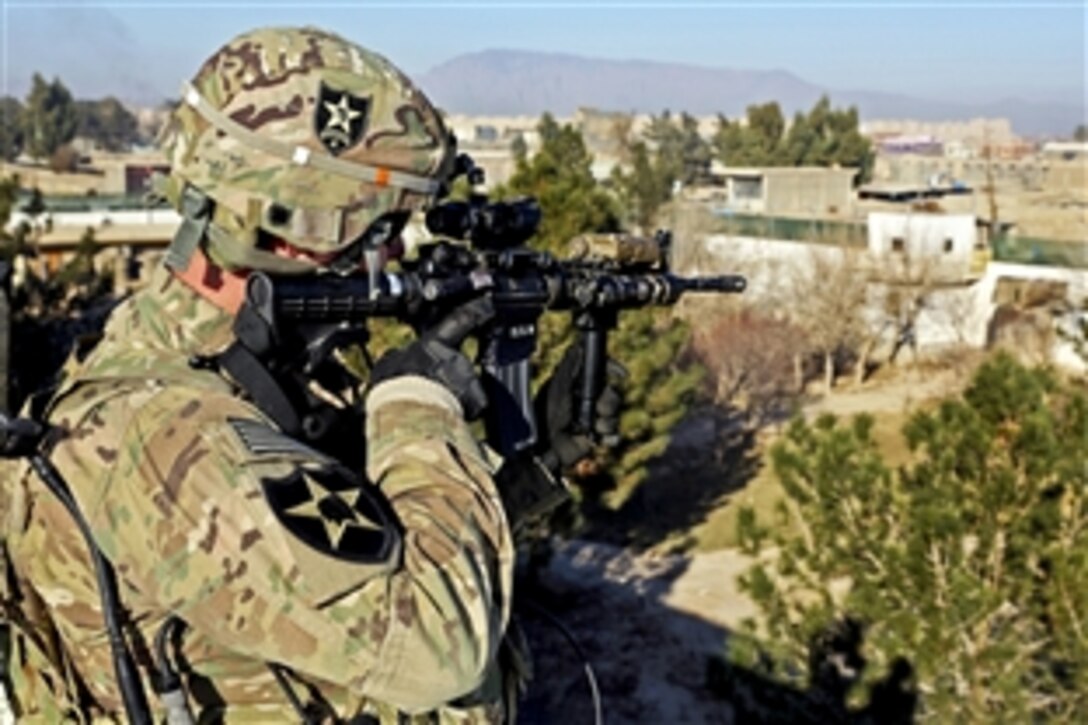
2 0 1085 106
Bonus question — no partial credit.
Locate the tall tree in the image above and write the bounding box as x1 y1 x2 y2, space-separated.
613 111 711 229
746 102 786 162
0 176 23 255
716 96 874 182
678 112 713 185
0 97 25 162
22 74 78 160
734 353 1088 721
715 102 787 166
503 113 620 251
76 97 139 152
643 110 711 188
509 132 528 163
611 141 669 230
500 115 703 514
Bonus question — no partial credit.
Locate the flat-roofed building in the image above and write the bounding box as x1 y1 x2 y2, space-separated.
709 164 859 217
867 211 988 282
1041 142 1088 162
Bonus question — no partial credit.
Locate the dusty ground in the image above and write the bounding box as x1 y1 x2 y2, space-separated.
520 363 970 724
803 363 965 419
519 540 757 724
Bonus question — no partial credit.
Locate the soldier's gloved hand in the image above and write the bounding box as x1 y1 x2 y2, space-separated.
368 296 495 420
534 340 626 474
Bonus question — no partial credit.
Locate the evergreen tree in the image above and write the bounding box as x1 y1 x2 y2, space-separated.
715 102 787 166
781 110 818 167
76 97 140 152
746 102 786 162
715 96 874 182
642 110 711 188
612 111 710 229
679 112 713 184
55 227 100 287
733 353 1088 721
0 175 27 261
611 140 669 230
499 114 703 512
22 74 79 160
503 113 620 252
510 132 528 163
0 97 24 161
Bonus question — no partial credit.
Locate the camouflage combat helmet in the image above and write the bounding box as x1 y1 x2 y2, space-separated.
158 26 456 273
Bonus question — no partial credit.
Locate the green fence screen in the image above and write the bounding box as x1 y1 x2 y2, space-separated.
712 211 1086 269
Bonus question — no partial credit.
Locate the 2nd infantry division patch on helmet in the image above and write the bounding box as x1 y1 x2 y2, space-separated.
315 82 370 155
261 464 397 563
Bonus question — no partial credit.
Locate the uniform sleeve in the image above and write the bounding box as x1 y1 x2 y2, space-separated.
89 376 514 712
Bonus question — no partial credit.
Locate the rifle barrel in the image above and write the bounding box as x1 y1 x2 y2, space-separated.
676 275 747 294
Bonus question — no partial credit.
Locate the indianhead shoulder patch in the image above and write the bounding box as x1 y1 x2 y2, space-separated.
314 82 370 155
261 464 398 564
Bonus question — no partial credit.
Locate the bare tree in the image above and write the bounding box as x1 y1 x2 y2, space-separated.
692 308 807 426
610 113 635 166
786 247 870 394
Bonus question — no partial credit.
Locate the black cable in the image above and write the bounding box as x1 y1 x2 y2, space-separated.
521 599 604 725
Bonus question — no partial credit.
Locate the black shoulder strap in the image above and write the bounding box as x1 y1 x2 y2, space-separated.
215 342 303 438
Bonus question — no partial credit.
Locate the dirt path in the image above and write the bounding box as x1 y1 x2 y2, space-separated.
522 369 969 723
521 540 760 724
803 365 964 419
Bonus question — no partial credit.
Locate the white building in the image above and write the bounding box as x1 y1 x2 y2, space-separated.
867 211 984 283
868 212 977 256
1041 141 1088 162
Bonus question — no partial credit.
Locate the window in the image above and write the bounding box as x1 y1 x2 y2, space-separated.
891 237 905 253
944 238 954 253
474 125 498 142
732 176 763 201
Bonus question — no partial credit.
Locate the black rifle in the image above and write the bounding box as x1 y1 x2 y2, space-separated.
232 185 745 459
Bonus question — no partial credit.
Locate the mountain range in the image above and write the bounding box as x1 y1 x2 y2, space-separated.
6 13 1082 139
417 49 1084 137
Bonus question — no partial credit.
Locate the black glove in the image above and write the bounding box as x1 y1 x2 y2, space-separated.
369 297 495 420
535 340 626 473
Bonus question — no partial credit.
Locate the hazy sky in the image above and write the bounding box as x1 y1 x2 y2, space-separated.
2 0 1085 105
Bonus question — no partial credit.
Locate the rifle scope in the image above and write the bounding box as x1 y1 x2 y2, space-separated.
425 196 541 250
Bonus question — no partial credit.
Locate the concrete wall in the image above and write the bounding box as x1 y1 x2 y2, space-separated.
698 233 1088 371
866 212 981 283
874 153 1086 194
764 168 857 217
867 212 977 257
714 167 858 218
7 208 181 232
862 118 1016 146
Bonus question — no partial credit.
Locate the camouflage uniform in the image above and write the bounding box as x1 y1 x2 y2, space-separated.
0 27 520 723
1 265 517 722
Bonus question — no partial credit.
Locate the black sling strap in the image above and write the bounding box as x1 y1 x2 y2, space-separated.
214 343 304 438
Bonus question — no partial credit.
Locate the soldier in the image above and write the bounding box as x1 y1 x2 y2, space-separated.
0 27 611 722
